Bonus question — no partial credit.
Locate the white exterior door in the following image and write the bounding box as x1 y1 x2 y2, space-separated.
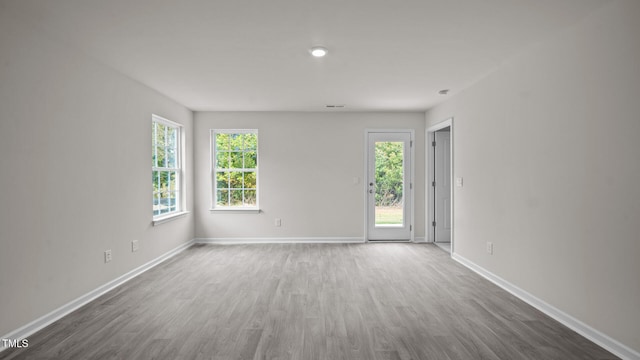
434 129 451 243
366 131 412 241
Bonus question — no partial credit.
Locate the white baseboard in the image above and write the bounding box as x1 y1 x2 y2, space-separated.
1 239 195 352
452 253 640 360
195 237 365 244
413 236 427 243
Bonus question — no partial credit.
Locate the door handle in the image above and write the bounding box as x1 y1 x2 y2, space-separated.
369 189 373 194
369 182 374 186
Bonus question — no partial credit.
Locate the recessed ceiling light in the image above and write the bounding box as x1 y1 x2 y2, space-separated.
310 46 328 57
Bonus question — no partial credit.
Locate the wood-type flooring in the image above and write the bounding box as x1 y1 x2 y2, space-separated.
0 243 619 360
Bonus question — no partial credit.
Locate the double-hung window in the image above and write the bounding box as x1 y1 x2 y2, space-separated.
152 115 182 219
212 130 258 210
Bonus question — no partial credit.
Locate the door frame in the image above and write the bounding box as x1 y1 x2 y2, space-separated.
426 118 454 253
364 129 415 242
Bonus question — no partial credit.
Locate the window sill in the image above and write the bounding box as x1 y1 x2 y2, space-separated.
210 208 261 214
152 211 190 226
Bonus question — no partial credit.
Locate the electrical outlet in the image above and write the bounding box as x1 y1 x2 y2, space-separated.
104 250 112 263
486 242 493 255
132 240 139 252
275 218 282 227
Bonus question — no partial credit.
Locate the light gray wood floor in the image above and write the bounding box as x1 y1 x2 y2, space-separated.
0 243 618 360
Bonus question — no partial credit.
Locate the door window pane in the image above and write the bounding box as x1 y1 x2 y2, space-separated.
374 141 404 226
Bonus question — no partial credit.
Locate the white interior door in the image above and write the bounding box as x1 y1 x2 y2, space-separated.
367 131 412 241
434 129 451 243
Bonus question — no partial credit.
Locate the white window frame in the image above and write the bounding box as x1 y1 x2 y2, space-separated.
152 114 186 224
210 129 259 213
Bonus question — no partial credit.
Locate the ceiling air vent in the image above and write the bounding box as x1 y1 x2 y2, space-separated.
325 104 345 109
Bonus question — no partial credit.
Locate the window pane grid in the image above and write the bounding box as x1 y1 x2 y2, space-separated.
213 131 258 208
152 116 181 218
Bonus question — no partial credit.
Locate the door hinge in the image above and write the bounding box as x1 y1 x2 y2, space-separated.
410 140 413 147
410 225 412 231
432 221 436 227
432 141 436 147
432 181 435 187
410 183 413 189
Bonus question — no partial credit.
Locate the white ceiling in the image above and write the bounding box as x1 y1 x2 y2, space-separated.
4 0 606 112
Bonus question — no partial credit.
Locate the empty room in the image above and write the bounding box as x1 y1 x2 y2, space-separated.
1 0 639 359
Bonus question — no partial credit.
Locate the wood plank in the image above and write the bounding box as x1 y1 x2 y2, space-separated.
0 243 620 360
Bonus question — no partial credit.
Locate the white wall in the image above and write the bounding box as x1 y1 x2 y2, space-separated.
0 9 194 336
426 0 640 354
194 112 425 241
